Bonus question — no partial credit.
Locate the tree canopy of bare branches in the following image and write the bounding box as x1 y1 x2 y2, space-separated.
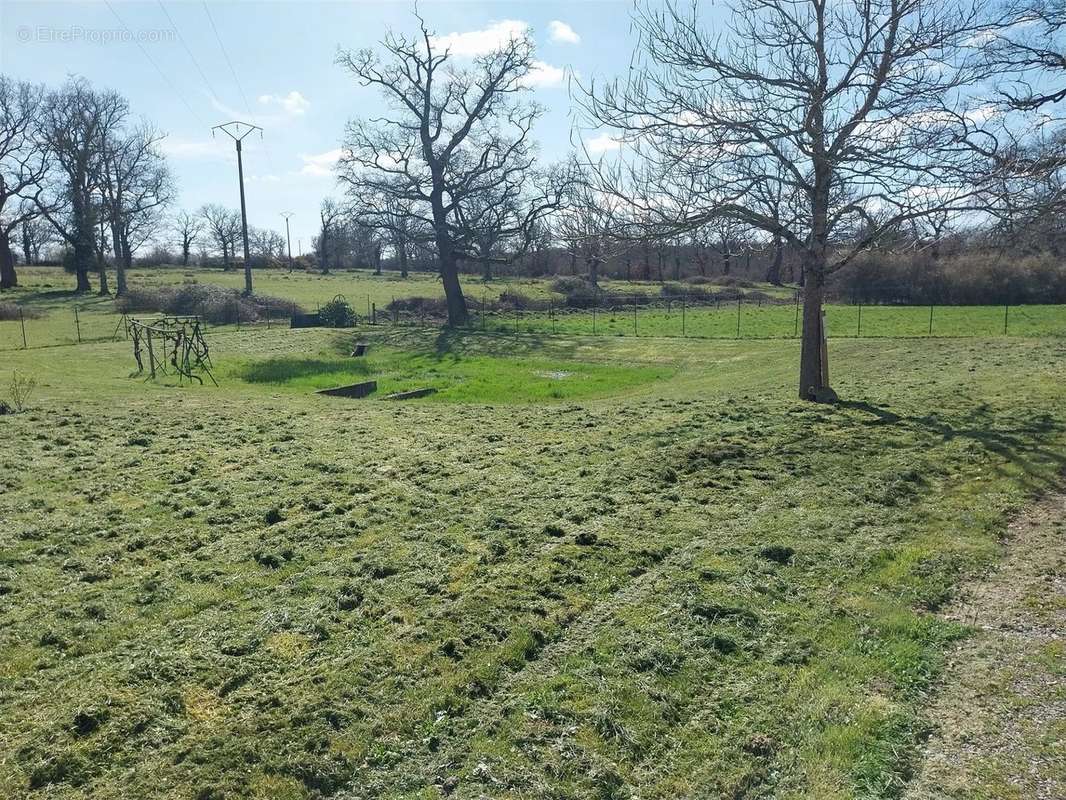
987 0 1066 111
578 0 999 400
38 78 130 293
0 77 49 290
172 210 204 267
336 16 568 324
98 124 173 294
199 204 243 270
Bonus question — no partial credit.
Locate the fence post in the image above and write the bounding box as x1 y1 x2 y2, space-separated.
682 292 686 337
928 304 933 336
74 307 82 343
857 301 862 337
372 303 376 325
736 296 742 339
235 299 240 330
514 307 519 334
146 327 156 378
592 303 597 335
794 293 799 338
1003 303 1009 335
20 307 27 349
551 299 556 334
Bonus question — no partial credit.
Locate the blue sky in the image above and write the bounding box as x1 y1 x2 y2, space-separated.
0 1 641 249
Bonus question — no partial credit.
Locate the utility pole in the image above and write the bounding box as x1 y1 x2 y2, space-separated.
297 237 302 256
212 120 263 295
281 212 294 272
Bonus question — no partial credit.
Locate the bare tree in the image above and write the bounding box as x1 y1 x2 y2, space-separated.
337 17 561 324
98 124 173 293
318 198 344 274
579 0 997 400
199 204 242 269
0 77 50 290
556 179 626 287
19 216 57 267
987 1 1066 111
248 226 286 266
982 3 1066 250
38 78 129 293
172 210 204 267
461 183 522 282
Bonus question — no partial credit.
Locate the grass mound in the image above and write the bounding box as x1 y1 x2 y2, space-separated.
114 282 302 324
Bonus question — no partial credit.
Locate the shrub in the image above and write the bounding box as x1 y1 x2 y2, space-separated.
497 290 549 311
385 296 450 316
114 283 302 324
9 370 37 413
318 297 357 328
0 302 41 321
828 251 1066 305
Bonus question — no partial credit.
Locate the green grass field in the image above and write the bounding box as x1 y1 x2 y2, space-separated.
2 267 1064 351
1 311 1064 798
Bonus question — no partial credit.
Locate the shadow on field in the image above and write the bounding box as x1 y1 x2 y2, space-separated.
426 326 577 360
839 399 1066 492
237 357 371 383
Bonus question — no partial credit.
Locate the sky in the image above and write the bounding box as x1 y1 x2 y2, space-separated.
0 0 646 250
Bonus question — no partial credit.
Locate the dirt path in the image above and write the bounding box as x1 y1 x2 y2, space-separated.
905 492 1066 800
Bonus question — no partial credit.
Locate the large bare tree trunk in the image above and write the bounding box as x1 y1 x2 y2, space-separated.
117 238 132 296
766 236 783 285
111 225 128 296
0 232 17 289
434 228 468 325
97 261 110 295
397 238 408 278
71 195 94 292
798 264 834 401
73 240 93 292
431 188 469 325
588 256 600 286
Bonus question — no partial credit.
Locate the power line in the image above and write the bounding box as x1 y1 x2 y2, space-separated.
103 0 205 126
201 1 283 182
156 0 223 104
202 1 253 117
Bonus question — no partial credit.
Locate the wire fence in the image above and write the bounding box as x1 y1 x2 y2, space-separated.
2 295 1064 352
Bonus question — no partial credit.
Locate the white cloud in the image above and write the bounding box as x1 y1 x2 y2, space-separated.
523 61 567 89
299 148 342 177
548 20 580 45
250 173 281 183
258 91 310 116
431 20 528 56
586 133 622 154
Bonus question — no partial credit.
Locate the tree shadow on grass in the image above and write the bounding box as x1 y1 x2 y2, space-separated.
236 357 371 384
837 399 1066 494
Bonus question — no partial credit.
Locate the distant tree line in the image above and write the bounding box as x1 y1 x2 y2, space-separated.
0 76 173 294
